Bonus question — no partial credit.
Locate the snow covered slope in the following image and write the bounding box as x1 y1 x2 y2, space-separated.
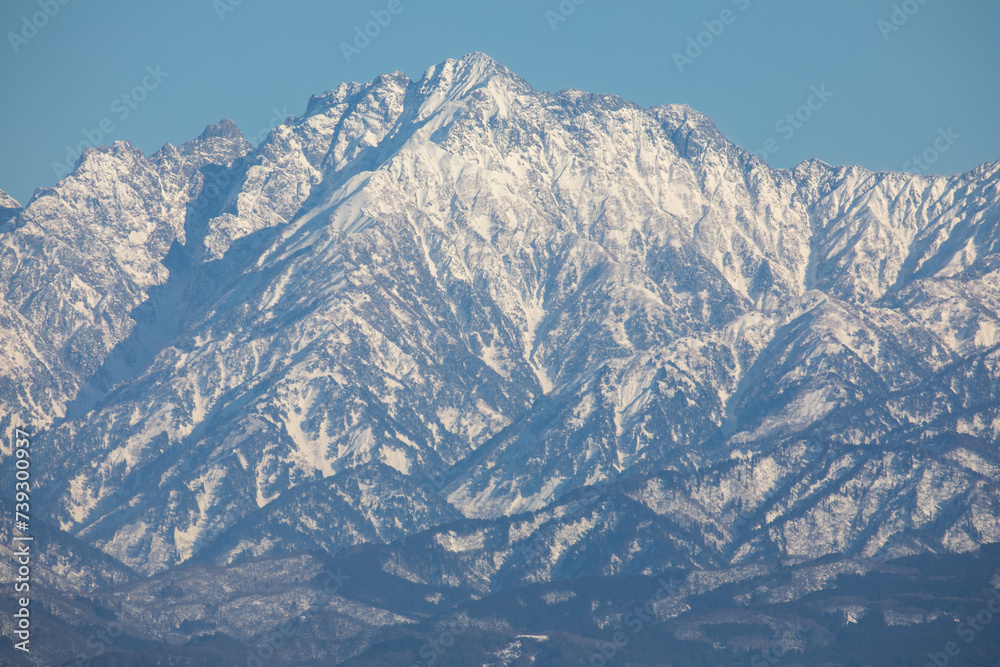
1 54 998 586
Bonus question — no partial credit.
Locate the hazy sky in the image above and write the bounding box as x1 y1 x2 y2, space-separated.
2 0 997 204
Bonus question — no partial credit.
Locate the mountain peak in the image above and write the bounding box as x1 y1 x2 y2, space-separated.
0 188 20 225
0 188 20 210
198 118 244 142
455 50 504 71
418 51 528 98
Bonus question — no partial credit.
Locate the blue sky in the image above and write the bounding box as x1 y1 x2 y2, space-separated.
1 0 997 205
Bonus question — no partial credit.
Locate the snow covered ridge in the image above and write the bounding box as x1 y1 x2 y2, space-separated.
0 52 998 590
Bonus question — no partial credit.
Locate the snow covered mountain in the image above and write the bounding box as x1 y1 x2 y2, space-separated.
2 52 999 663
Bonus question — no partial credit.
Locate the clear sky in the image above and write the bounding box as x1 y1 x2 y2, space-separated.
1 0 997 205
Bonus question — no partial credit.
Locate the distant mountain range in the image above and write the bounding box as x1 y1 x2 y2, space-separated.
2 53 999 665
